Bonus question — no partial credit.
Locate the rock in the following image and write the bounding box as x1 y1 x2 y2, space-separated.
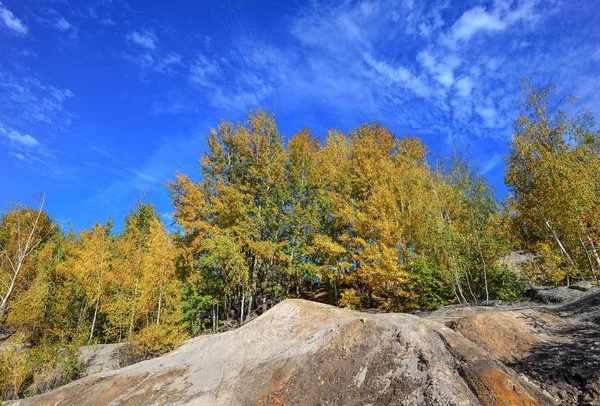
499 251 536 274
10 293 600 406
523 285 587 304
9 299 549 406
569 280 593 291
79 343 124 375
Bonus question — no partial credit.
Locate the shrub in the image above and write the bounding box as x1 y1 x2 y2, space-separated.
0 346 31 400
119 324 186 367
27 345 83 396
339 288 362 310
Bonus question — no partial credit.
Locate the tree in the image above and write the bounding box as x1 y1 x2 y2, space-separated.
0 195 55 319
169 109 291 327
107 202 157 341
68 222 113 345
505 80 600 284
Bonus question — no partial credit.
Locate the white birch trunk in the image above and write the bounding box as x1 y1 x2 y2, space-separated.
88 295 100 345
544 218 575 268
156 290 163 325
0 196 49 317
240 286 245 326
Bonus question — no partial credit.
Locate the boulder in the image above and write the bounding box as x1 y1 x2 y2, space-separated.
569 280 593 291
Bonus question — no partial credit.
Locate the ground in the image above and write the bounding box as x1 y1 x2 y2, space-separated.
9 285 600 406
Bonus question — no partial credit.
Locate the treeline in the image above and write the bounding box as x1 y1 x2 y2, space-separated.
0 201 184 398
1 81 599 399
506 84 600 284
169 110 513 324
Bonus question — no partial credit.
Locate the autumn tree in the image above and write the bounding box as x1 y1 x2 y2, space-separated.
505 80 600 284
170 109 291 327
67 222 113 345
0 196 55 319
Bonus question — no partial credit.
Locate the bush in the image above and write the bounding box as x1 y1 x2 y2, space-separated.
488 266 526 301
119 324 186 367
0 346 31 400
339 288 362 310
407 259 452 310
27 345 83 396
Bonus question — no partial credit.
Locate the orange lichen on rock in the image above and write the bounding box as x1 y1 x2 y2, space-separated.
463 363 541 406
259 368 295 406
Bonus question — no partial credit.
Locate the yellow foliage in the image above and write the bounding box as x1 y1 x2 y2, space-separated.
0 346 31 399
339 289 362 310
131 323 186 359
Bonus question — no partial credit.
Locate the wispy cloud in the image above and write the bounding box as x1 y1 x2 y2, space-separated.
133 170 159 184
11 152 25 161
482 153 503 174
112 0 576 156
0 123 44 166
444 1 542 47
100 17 115 26
5 128 39 147
0 1 28 35
54 17 71 31
189 54 219 87
127 30 157 50
447 7 507 43
0 72 75 130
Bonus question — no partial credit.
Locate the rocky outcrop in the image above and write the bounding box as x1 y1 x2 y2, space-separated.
10 289 600 406
79 343 124 375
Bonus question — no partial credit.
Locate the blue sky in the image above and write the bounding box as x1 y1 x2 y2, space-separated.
1 0 599 230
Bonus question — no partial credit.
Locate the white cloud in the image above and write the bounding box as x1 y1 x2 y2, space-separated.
127 30 157 50
417 50 460 87
455 77 474 97
0 72 75 132
11 152 25 161
482 153 503 174
190 55 219 87
133 170 159 184
449 7 506 43
101 17 115 26
0 1 28 35
55 17 71 31
6 129 39 147
158 53 182 70
125 51 182 74
362 53 430 97
445 1 542 46
476 105 498 128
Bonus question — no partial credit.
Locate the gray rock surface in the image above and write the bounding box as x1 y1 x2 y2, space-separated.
79 343 124 375
10 289 600 406
523 285 588 304
569 280 593 291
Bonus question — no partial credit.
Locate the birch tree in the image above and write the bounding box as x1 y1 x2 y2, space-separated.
505 80 600 283
69 222 113 345
0 195 55 318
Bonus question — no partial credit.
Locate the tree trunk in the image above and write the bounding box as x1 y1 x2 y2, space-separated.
156 290 163 325
224 294 228 323
210 303 217 333
587 236 600 285
0 258 22 317
88 295 100 345
454 271 468 306
128 277 140 340
76 297 89 333
240 286 245 326
476 238 489 304
545 219 576 268
578 233 594 282
246 295 252 322
89 235 106 345
215 302 219 333
0 197 49 317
